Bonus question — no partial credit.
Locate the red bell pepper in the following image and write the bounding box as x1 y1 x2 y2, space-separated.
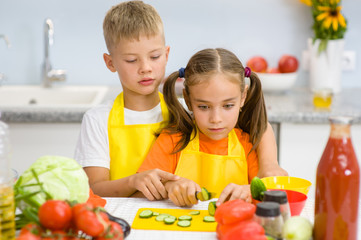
215 199 256 225
217 220 266 240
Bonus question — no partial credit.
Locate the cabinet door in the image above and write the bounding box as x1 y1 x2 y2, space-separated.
279 123 361 199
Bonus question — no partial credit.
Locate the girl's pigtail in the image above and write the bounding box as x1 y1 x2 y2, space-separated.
238 71 268 151
163 72 194 153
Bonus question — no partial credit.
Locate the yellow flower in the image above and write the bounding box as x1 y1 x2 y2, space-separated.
300 0 312 6
316 6 346 31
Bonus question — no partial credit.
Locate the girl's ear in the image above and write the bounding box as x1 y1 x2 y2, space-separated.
183 89 192 111
240 85 249 107
103 53 116 72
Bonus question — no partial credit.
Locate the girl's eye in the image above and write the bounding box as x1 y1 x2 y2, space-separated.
224 104 234 109
198 105 209 110
125 59 136 63
151 55 160 60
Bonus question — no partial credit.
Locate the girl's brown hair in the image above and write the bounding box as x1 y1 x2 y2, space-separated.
163 48 268 153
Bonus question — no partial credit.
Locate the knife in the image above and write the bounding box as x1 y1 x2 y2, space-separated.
195 188 217 201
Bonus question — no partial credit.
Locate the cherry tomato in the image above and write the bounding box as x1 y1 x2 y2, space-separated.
16 231 41 240
38 200 72 230
19 222 43 236
95 221 124 240
74 208 105 237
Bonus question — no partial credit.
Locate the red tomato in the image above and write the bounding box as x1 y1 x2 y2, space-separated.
215 199 256 225
42 230 70 240
95 221 124 240
278 55 299 73
16 232 41 240
266 67 281 73
247 56 268 73
39 200 72 230
74 208 105 237
19 223 43 236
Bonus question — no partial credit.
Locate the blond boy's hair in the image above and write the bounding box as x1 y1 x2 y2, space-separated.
103 1 164 52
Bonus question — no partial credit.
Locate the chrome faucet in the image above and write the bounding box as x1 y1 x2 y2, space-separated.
0 34 11 84
42 18 66 88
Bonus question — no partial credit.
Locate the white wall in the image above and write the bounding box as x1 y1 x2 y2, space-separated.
1 0 360 88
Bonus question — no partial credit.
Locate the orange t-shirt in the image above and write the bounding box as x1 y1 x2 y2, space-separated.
138 128 259 183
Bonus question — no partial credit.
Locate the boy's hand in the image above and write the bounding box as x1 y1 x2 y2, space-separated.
258 163 288 178
164 177 201 207
131 169 179 201
217 183 251 206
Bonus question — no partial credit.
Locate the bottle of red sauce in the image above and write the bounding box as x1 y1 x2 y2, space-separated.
314 116 360 240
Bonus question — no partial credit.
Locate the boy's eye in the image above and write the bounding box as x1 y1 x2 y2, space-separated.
125 59 136 63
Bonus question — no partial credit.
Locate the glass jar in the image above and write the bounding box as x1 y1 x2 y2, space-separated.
0 117 16 240
254 202 283 239
263 190 291 222
314 116 360 240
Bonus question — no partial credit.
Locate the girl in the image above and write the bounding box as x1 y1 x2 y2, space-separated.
138 48 286 207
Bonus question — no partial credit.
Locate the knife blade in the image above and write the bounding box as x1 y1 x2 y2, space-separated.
195 190 217 201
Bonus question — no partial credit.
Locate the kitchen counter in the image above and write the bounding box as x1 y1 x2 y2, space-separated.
1 87 360 124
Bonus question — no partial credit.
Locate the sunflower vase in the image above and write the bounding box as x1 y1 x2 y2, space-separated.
308 38 344 93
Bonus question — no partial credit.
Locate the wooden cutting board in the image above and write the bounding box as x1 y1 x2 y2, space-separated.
132 208 217 232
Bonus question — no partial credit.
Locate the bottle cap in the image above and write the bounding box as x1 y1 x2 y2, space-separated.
263 191 288 204
256 202 281 217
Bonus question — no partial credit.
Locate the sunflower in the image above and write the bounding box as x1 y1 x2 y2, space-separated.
316 6 346 31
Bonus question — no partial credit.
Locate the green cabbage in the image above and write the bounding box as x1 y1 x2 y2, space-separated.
16 155 89 205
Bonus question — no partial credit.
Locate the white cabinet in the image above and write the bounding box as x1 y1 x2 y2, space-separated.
279 123 361 199
8 123 81 175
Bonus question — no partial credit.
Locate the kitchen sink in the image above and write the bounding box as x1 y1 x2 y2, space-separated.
0 85 109 108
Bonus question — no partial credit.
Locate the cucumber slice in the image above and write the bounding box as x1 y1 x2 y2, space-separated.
139 209 153 218
164 217 176 225
155 214 170 222
177 220 191 227
178 215 192 221
152 212 160 216
201 187 210 201
208 201 217 216
189 211 200 215
203 216 215 222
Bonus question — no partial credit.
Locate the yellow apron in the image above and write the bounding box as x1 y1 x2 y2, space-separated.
174 129 248 197
108 92 169 180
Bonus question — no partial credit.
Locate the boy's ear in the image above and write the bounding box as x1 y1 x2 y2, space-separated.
165 46 170 62
183 89 192 111
240 85 249 107
103 53 116 72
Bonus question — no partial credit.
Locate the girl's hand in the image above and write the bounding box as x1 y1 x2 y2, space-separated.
164 177 201 207
258 163 288 178
130 169 179 201
216 183 251 206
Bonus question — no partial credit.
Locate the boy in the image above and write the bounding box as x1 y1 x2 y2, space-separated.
75 1 286 200
74 1 179 199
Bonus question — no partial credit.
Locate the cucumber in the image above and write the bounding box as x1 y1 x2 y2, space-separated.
189 211 200 215
177 220 191 227
178 215 192 221
208 201 217 216
203 216 215 222
201 187 210 200
139 209 153 218
250 177 267 201
164 217 176 225
152 212 160 216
